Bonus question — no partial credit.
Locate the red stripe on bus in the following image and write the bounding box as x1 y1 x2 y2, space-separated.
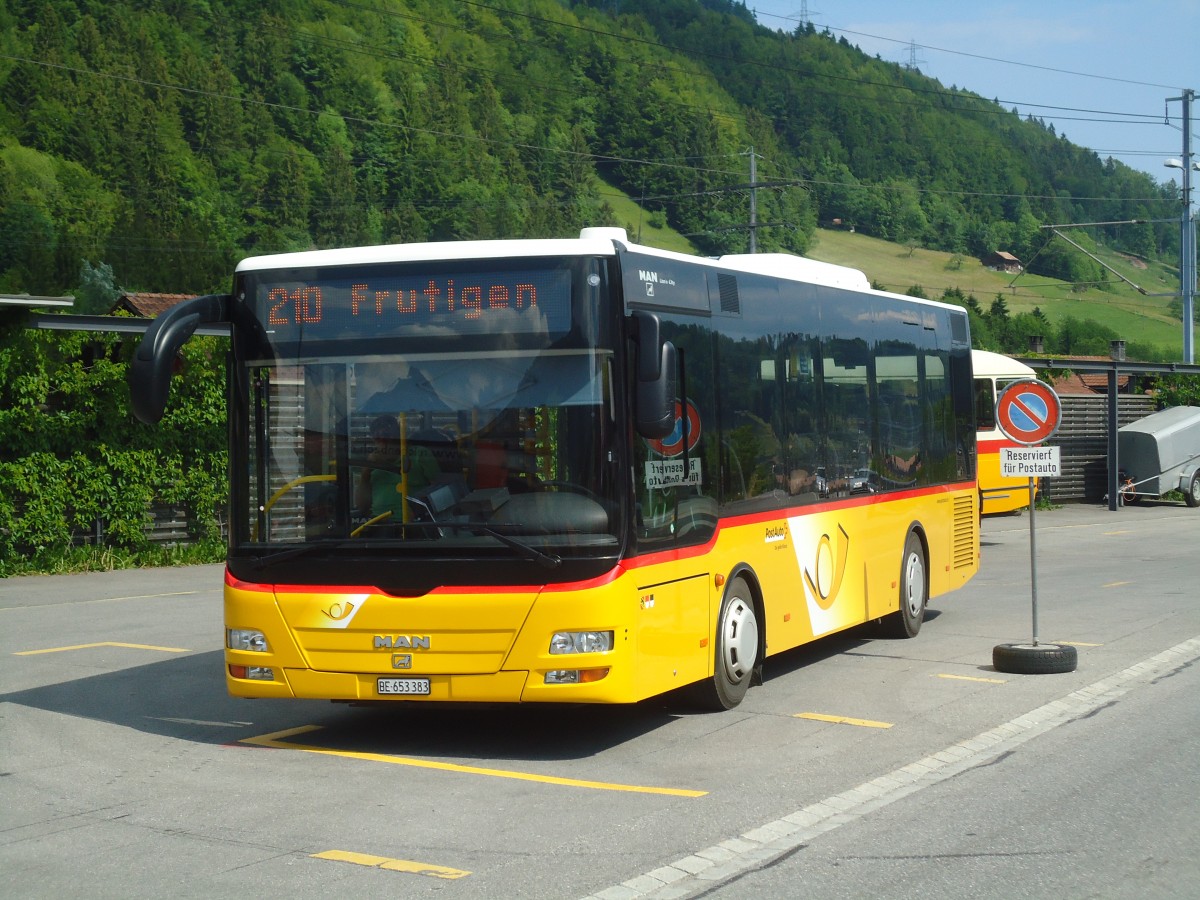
226 481 975 596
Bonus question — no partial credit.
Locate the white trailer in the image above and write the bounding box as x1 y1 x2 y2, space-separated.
1117 406 1200 507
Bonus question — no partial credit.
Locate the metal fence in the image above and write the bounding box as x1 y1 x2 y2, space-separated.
1043 394 1157 503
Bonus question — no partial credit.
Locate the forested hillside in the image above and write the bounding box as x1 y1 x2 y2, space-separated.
623 0 1179 278
0 0 1181 304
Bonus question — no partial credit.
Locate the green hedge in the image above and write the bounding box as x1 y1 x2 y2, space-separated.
0 319 226 574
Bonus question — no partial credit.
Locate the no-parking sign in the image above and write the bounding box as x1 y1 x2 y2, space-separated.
647 399 701 458
996 379 1061 446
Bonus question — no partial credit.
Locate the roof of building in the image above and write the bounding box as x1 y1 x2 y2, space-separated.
110 292 196 318
1042 356 1139 394
1047 372 1100 395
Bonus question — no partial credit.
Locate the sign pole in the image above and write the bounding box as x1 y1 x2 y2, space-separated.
1027 476 1039 646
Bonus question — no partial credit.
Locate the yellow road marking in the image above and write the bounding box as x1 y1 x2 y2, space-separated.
312 849 470 879
1103 530 1134 536
15 641 190 655
935 673 1007 684
241 726 707 797
794 713 893 729
0 590 209 612
1103 581 1132 588
1053 641 1102 647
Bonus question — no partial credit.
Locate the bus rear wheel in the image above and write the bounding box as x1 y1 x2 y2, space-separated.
882 531 926 638
693 577 759 711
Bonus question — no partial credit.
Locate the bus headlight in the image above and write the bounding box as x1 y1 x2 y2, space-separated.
227 628 268 652
549 630 613 654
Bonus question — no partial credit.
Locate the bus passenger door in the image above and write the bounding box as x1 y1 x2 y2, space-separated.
631 426 718 695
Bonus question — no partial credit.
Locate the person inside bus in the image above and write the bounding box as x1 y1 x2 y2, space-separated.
358 414 440 522
473 408 540 493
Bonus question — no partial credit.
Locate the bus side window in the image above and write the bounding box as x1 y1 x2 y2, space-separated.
975 378 996 429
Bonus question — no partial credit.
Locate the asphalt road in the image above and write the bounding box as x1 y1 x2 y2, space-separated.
2 500 1197 899
704 655 1200 900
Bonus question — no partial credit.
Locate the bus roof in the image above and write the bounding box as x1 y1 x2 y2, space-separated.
715 253 871 291
233 228 954 311
234 232 622 273
972 349 1035 379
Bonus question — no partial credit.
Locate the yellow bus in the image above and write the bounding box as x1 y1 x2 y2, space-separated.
972 350 1038 515
132 228 979 710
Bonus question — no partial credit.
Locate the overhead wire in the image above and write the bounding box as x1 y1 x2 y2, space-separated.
21 0 1175 191
753 11 1183 92
453 0 1171 128
258 1 1184 200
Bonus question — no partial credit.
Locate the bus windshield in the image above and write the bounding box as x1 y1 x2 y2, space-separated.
233 257 622 559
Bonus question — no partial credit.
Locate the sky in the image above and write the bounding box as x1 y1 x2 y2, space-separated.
745 0 1198 204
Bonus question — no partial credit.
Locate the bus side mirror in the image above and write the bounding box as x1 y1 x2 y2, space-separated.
630 310 677 439
130 294 229 424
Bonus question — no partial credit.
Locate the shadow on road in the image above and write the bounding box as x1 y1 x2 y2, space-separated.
2 649 690 761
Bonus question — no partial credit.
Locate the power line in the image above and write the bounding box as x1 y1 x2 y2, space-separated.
752 10 1182 91
453 0 1166 128
10 46 1176 212
227 9 1188 165
161 2 1186 150
1 0 1185 268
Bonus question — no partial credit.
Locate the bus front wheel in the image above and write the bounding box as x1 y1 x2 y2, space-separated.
693 576 759 711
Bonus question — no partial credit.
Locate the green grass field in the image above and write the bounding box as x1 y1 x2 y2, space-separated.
804 229 1184 353
598 185 699 255
599 179 1186 356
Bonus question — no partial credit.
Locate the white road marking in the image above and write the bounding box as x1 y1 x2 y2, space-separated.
579 636 1200 900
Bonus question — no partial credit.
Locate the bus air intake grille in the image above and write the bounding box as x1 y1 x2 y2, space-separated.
952 494 976 569
716 273 740 313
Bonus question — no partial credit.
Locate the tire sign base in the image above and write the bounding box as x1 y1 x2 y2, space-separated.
993 641 1078 675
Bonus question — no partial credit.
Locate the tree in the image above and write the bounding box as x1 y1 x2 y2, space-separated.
1056 316 1119 356
75 261 120 316
1152 375 1200 407
312 113 362 249
1005 312 1052 356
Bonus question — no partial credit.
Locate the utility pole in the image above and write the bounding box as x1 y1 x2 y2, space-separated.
1167 89 1195 363
742 147 761 253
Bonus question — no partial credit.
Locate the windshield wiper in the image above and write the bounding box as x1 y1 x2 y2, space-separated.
403 494 562 570
254 540 354 566
470 524 562 570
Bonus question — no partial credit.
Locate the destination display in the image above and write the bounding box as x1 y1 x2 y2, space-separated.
251 266 574 342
